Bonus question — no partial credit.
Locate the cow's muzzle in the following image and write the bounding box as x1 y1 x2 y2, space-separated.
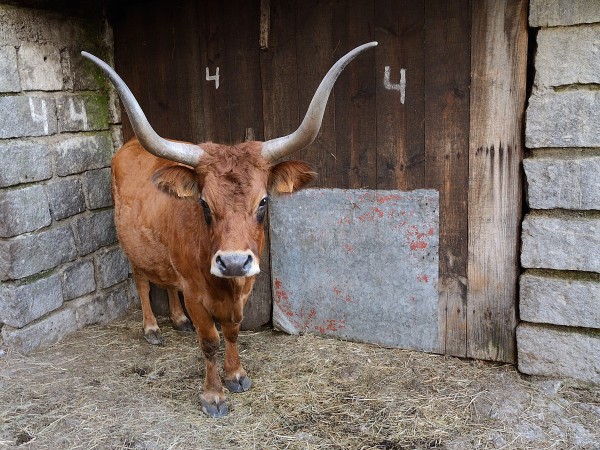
210 251 259 278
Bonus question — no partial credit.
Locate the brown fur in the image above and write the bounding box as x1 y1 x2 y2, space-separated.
111 138 314 413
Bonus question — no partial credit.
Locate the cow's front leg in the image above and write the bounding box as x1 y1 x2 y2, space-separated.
222 322 252 393
186 300 228 417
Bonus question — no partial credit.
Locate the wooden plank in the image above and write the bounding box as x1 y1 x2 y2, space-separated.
112 0 205 143
196 1 231 144
253 0 301 329
260 0 298 143
332 0 376 189
295 0 338 187
424 0 471 356
467 0 527 363
375 0 425 191
219 0 264 143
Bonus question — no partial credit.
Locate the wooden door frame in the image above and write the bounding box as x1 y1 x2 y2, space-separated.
465 0 528 362
111 0 528 363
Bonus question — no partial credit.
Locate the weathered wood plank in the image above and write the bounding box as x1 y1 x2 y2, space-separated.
375 0 425 191
295 0 338 186
332 0 377 189
467 0 527 363
260 0 298 143
424 0 471 356
251 0 302 330
112 0 205 142
197 1 231 144
220 0 264 143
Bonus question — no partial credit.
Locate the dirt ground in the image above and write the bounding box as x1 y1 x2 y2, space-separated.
0 309 599 450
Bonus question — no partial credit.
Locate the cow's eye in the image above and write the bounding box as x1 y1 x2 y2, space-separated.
257 196 268 224
200 198 212 226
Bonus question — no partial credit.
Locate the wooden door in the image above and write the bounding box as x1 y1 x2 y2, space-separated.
110 0 527 362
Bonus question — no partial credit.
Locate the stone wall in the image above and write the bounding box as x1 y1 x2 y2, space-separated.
0 4 132 354
519 0 600 383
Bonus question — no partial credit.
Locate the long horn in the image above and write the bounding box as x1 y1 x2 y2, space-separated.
261 41 377 161
81 51 204 167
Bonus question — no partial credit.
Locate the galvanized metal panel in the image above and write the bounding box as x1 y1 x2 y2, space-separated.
269 188 440 352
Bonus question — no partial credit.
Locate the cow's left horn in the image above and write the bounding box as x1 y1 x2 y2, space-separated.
81 51 204 167
261 41 377 162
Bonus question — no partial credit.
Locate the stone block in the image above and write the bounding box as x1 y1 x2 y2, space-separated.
83 168 112 209
524 156 600 210
270 188 440 352
0 45 20 92
111 125 123 150
517 323 600 384
520 272 600 328
108 87 121 124
17 42 62 91
72 283 131 327
0 282 131 354
1 308 77 354
535 25 600 88
0 96 57 138
61 259 95 301
0 140 52 188
45 178 86 220
53 133 112 176
0 185 51 237
0 273 63 328
95 246 129 288
521 214 600 272
72 210 117 256
529 0 600 27
0 226 77 280
56 94 109 132
60 47 107 91
526 91 600 148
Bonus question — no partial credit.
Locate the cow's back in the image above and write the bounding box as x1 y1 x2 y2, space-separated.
111 139 206 288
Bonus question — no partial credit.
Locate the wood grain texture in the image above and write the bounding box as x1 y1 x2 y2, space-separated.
467 0 527 363
424 0 471 356
295 0 338 186
375 0 425 191
260 0 299 143
332 0 376 189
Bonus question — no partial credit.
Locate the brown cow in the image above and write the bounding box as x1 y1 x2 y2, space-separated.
82 42 376 417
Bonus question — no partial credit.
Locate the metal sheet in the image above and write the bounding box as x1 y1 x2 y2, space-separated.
269 188 440 352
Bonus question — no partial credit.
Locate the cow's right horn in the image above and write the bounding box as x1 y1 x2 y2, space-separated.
261 41 377 162
81 51 204 167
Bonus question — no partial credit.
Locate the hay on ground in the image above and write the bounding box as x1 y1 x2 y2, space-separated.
0 309 599 449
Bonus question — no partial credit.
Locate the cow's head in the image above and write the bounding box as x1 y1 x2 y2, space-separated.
82 42 376 278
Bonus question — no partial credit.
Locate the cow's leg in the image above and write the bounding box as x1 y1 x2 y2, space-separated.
185 299 228 417
222 322 252 393
133 270 164 345
166 288 194 332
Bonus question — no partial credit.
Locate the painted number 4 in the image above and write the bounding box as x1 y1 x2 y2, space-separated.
384 66 406 104
206 67 220 90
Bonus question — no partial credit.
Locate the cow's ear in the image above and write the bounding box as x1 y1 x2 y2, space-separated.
152 165 201 199
269 161 316 194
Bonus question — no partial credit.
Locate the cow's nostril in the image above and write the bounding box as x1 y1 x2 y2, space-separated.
243 255 253 271
216 255 226 271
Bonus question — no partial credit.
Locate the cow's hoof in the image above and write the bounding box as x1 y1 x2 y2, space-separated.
144 329 165 345
225 375 252 393
172 318 195 333
200 396 228 418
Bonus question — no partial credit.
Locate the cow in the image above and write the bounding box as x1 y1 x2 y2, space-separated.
82 41 377 417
